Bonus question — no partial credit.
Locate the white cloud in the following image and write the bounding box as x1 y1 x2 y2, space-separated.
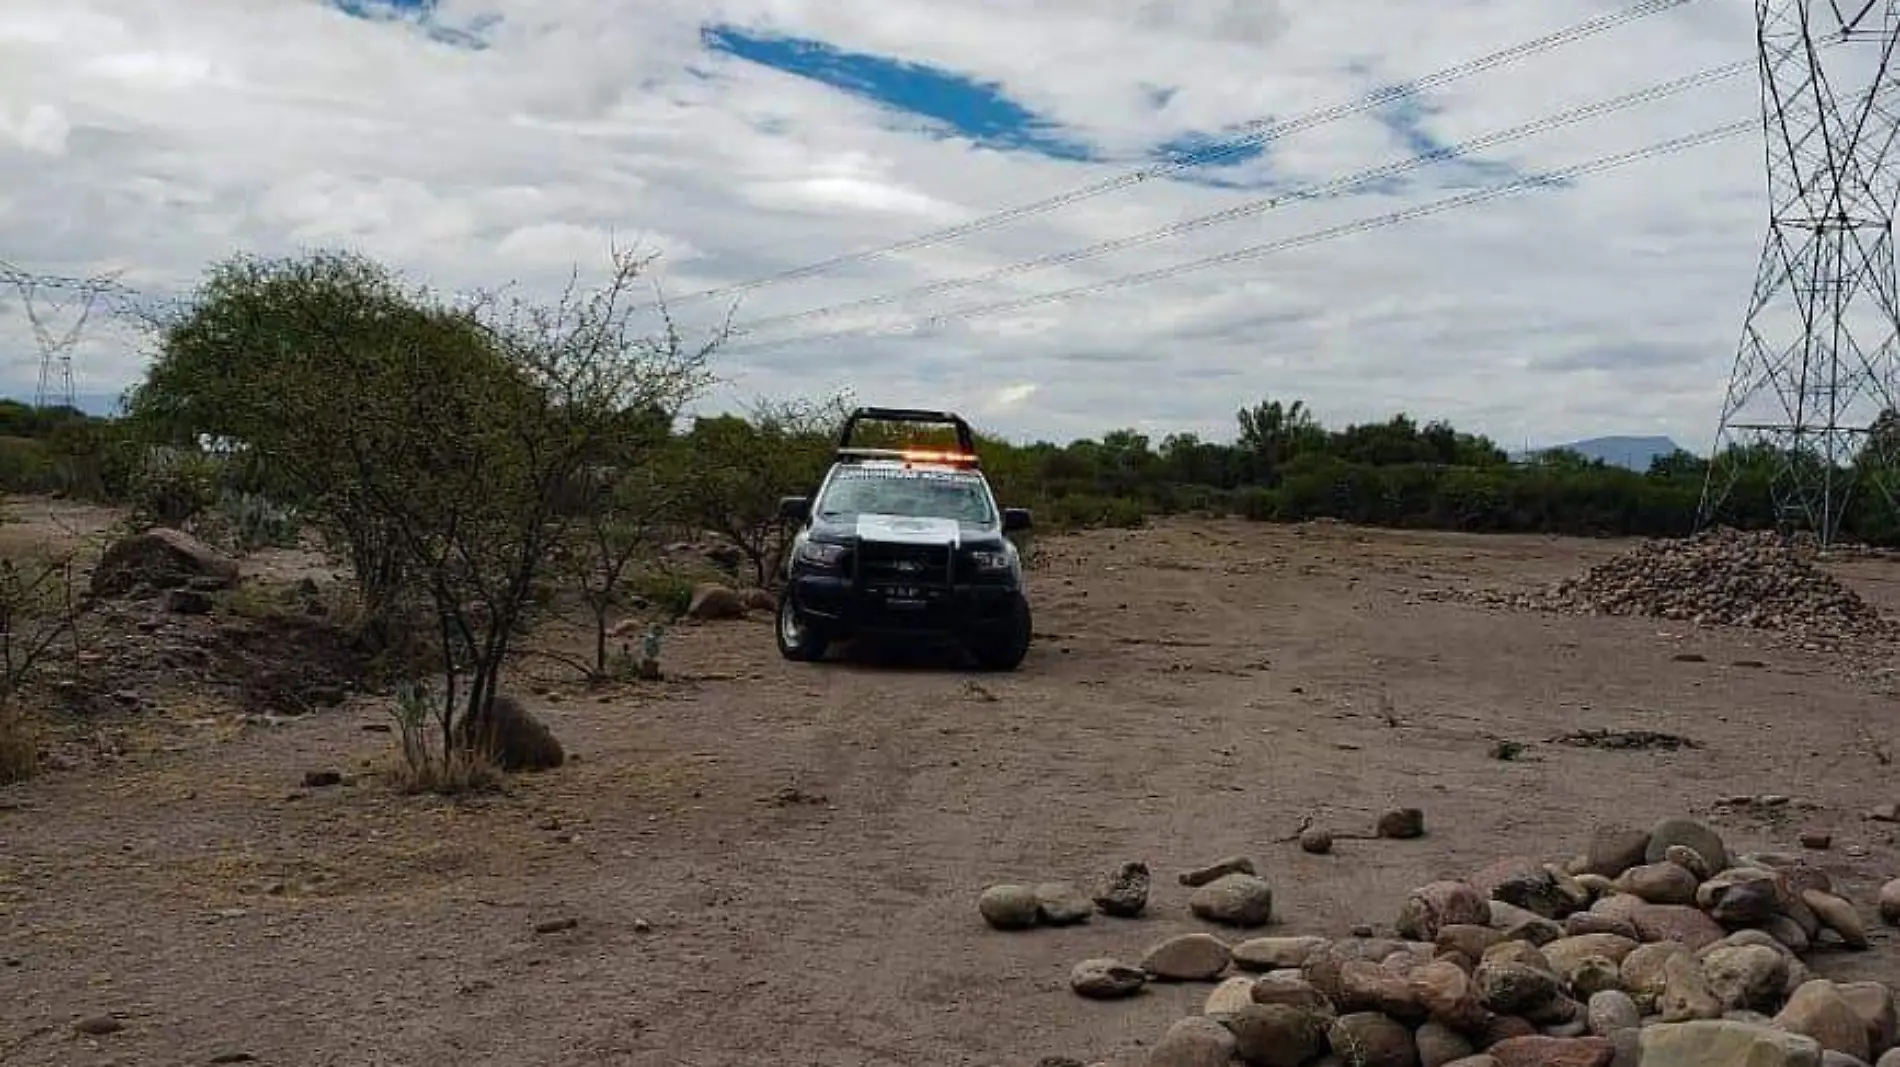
0 0 1870 452
986 383 1039 412
0 102 69 155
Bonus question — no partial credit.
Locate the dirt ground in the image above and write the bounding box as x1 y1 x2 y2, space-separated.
4 509 1900 1066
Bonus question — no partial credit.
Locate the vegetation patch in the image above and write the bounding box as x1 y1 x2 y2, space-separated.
1552 728 1699 751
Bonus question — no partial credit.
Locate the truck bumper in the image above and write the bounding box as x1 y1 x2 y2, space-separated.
788 573 1020 635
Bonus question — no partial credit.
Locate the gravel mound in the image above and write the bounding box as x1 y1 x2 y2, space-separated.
1458 527 1897 645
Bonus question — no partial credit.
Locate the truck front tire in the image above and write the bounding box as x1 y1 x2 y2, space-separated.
968 593 1032 671
776 594 831 662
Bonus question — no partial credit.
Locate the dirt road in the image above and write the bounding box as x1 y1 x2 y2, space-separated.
4 519 1899 1065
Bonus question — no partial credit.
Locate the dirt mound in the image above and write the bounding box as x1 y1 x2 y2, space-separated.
1465 528 1897 645
32 585 388 724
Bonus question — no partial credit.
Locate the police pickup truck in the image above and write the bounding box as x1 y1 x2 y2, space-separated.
774 407 1033 670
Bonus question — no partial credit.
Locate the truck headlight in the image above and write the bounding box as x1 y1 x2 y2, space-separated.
967 549 1011 572
796 541 846 567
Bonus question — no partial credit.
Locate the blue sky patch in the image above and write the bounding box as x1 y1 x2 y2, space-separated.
704 24 1289 184
702 26 1100 162
330 0 497 49
1361 89 1541 193
1152 128 1272 190
1155 130 1267 169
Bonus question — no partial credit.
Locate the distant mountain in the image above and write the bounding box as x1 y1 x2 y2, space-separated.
1514 435 1684 472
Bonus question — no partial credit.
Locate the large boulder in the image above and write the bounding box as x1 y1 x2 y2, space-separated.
1644 818 1730 873
978 885 1040 930
1398 881 1491 941
1701 944 1790 1013
1143 934 1233 981
1221 1003 1330 1067
1190 874 1275 927
1637 1019 1822 1066
1486 1035 1613 1067
455 693 565 772
1233 936 1330 972
1328 1012 1418 1067
686 583 747 620
1582 825 1652 878
89 527 239 598
1148 1016 1236 1067
1471 857 1571 918
1775 980 1872 1062
1071 958 1145 1000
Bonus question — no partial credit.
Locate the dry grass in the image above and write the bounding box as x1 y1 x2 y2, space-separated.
0 703 38 784
384 680 506 796
384 741 505 796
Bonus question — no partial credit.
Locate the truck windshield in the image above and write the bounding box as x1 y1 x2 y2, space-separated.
818 470 995 524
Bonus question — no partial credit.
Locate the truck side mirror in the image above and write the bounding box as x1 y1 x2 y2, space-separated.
1002 507 1032 532
779 496 811 521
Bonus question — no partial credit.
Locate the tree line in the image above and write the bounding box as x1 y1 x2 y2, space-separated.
5 287 1899 556
962 402 1900 547
1 247 1895 784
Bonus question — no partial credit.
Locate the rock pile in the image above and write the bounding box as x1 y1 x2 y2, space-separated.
993 814 1900 1066
1457 528 1897 646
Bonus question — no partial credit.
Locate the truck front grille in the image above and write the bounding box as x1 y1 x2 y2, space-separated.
855 541 953 590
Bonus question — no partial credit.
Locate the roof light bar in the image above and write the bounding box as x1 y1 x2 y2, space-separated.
900 449 979 466
834 446 982 469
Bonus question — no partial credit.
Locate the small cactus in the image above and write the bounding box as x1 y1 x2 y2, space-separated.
610 623 666 682
216 489 301 550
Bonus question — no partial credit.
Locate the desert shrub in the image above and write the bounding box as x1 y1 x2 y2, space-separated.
627 568 696 619
385 679 502 795
0 547 86 784
321 589 435 678
565 460 679 680
1043 493 1148 530
129 449 220 527
0 438 59 494
1231 487 1278 521
669 406 835 588
132 246 720 773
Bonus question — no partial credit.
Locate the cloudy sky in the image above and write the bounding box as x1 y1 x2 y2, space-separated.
0 0 1858 451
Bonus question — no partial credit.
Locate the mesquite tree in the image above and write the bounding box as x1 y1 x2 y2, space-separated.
133 245 720 752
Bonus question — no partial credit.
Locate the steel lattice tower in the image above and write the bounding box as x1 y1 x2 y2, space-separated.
0 263 123 412
1700 0 1900 547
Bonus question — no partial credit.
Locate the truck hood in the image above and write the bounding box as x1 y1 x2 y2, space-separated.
809 512 1004 549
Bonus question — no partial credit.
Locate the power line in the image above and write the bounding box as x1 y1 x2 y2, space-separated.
717 119 1756 356
727 59 1754 338
644 0 1705 310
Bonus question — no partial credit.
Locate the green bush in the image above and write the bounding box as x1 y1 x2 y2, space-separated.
627 570 696 619
1042 493 1148 530
129 449 220 527
0 437 58 494
1231 487 1278 521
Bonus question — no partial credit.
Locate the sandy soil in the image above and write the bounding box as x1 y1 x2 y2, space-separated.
3 513 1900 1066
